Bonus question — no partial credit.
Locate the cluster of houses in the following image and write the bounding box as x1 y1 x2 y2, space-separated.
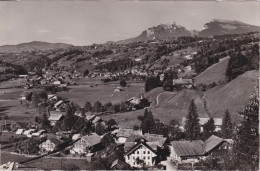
113 126 232 168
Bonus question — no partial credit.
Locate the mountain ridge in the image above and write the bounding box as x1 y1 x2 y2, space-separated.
0 41 73 53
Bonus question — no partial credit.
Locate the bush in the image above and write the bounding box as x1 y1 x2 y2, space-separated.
120 80 127 87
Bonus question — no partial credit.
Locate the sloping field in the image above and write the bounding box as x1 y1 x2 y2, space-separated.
143 87 164 106
204 70 258 122
194 56 230 85
58 81 144 107
103 89 209 128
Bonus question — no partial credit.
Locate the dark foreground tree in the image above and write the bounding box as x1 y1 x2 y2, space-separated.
184 99 200 140
231 90 259 170
221 109 233 138
202 118 215 140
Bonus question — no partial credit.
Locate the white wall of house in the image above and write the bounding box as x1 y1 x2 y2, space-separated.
70 139 89 154
39 140 56 152
125 144 157 168
170 146 181 163
117 137 127 144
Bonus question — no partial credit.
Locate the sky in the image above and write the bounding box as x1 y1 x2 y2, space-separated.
0 0 259 46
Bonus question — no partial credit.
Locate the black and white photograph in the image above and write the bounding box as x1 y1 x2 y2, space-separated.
0 0 259 170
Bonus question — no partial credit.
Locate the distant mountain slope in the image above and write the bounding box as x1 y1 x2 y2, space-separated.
204 70 258 122
194 56 230 85
198 19 260 37
117 23 192 44
0 41 72 53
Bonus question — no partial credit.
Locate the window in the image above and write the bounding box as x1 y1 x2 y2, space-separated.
143 157 145 160
148 156 150 159
148 151 150 154
143 151 146 154
128 156 130 160
134 162 135 165
137 151 139 154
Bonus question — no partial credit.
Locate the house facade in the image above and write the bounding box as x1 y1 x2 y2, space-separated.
39 136 62 152
181 117 223 132
170 135 233 164
124 140 157 168
70 133 101 155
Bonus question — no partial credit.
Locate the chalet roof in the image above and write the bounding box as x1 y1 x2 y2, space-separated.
46 134 63 145
92 116 101 124
117 129 142 138
182 117 223 126
110 159 129 169
171 135 232 157
172 79 193 85
199 118 223 126
125 140 157 156
48 114 63 121
86 114 96 121
16 129 24 134
81 133 101 146
204 135 224 153
54 100 64 108
171 140 204 157
143 133 167 148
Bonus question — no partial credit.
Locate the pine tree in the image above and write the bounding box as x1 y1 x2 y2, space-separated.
202 118 215 140
185 99 201 140
141 110 156 134
232 89 259 170
221 109 233 138
41 112 51 130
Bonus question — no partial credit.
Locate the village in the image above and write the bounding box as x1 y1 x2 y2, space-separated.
0 22 258 170
0 60 235 170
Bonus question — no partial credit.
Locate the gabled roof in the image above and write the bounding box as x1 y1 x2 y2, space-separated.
92 116 101 124
117 128 142 138
171 140 204 157
46 134 63 145
143 133 167 148
81 133 101 146
48 114 63 121
171 135 232 157
204 135 224 153
125 140 158 156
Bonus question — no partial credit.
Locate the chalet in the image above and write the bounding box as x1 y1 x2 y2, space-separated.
124 133 168 168
110 159 130 170
74 111 84 118
23 129 36 137
170 135 233 163
115 128 142 144
72 133 82 141
70 133 102 155
15 129 24 135
114 87 123 92
172 79 193 89
124 139 158 168
127 97 141 105
53 80 61 85
181 117 223 132
47 94 57 101
39 135 63 153
31 129 46 137
48 113 64 126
